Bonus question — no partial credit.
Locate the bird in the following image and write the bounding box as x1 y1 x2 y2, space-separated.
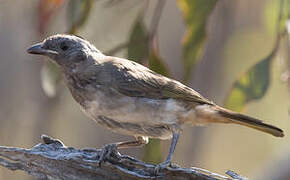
27 34 284 173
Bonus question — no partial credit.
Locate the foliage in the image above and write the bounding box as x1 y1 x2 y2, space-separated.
177 0 218 81
148 48 169 77
225 55 273 112
225 0 287 111
127 16 148 63
67 0 94 34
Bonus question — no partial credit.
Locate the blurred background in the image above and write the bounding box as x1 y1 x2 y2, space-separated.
0 0 289 179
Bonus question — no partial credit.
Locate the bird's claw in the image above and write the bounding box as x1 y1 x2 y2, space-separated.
154 160 171 175
98 143 118 166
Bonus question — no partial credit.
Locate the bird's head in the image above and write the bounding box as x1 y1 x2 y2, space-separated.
27 34 102 70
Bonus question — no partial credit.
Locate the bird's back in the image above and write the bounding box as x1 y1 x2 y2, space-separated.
98 56 214 107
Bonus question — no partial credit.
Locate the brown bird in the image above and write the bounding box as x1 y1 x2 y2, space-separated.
27 34 284 173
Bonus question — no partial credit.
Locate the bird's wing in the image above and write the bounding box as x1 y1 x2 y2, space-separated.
103 57 213 106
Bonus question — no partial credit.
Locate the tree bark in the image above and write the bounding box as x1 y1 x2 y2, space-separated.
0 135 246 180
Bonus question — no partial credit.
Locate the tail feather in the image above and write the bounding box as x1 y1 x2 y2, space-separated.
216 107 284 137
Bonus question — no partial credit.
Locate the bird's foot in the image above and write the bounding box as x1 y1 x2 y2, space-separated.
98 143 118 166
154 160 172 175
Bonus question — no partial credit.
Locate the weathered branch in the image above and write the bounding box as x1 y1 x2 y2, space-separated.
0 135 245 180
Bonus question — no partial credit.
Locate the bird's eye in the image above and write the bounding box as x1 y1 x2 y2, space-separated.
60 42 69 51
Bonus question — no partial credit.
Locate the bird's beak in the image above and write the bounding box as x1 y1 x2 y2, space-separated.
27 43 58 55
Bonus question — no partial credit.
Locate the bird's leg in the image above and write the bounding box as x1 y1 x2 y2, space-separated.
98 136 148 166
117 136 149 149
154 133 180 174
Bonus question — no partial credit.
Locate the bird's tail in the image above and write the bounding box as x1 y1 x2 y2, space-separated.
215 106 284 137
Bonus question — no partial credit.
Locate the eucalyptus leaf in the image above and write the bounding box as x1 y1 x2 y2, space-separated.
148 48 170 77
226 0 286 111
127 16 148 63
67 0 94 34
177 0 218 81
225 54 273 112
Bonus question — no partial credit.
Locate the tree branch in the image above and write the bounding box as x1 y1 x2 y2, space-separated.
0 135 246 180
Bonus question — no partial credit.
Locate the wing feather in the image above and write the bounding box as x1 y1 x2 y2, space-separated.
102 57 213 106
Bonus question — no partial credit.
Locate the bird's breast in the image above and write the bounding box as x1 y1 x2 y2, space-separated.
82 90 188 124
80 89 191 138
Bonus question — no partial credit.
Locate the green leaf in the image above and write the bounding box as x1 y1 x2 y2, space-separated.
177 0 218 81
148 48 170 77
226 0 286 112
225 54 273 112
127 16 149 63
67 0 94 34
